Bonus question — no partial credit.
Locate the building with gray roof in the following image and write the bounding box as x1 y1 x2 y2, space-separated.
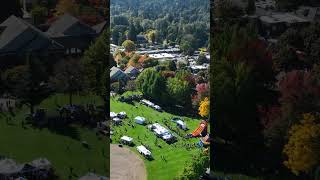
0 15 64 57
110 66 128 82
46 14 100 55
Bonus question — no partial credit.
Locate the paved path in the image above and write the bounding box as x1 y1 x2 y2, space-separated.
110 144 147 180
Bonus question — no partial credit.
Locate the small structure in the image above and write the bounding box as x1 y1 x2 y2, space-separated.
140 99 162 111
176 120 188 130
153 105 162 112
110 112 117 119
117 112 127 119
135 116 146 125
120 136 133 146
124 65 140 78
137 145 152 159
171 118 188 130
112 117 122 125
140 99 154 107
110 66 128 82
150 123 176 143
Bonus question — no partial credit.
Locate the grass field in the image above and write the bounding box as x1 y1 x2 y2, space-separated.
0 94 108 179
110 95 208 180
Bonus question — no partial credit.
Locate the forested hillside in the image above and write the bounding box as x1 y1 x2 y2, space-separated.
110 0 209 49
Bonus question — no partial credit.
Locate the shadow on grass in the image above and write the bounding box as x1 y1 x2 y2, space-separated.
161 105 200 119
47 125 80 141
213 142 301 180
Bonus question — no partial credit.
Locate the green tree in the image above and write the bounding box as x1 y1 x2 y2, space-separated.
127 22 137 42
214 0 243 19
166 77 191 107
136 68 166 103
50 58 86 105
246 0 256 15
180 34 197 55
168 60 177 71
31 5 47 25
122 40 136 53
147 30 158 44
82 30 108 95
175 150 209 180
3 57 51 114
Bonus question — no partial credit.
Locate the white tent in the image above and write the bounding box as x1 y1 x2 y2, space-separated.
176 120 187 130
152 123 169 136
118 112 127 119
140 99 154 107
120 136 133 144
153 105 162 111
135 116 146 125
137 145 151 157
162 132 173 140
112 117 121 125
110 112 117 118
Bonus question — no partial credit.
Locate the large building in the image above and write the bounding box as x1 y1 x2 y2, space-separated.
46 14 106 55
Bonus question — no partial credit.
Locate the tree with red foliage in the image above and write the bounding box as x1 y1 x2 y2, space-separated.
192 83 210 108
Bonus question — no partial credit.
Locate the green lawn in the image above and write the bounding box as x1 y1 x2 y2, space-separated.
110 95 208 180
0 94 108 179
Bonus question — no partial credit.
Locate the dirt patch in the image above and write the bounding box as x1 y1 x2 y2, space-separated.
110 144 147 180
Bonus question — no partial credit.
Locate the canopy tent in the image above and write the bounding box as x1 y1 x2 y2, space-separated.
120 136 133 143
152 123 169 136
118 112 127 119
112 117 122 125
135 116 146 125
153 105 162 111
140 99 154 107
162 132 174 140
176 120 187 130
137 145 151 157
110 112 117 118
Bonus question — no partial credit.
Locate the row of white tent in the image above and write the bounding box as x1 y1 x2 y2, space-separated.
140 99 162 111
110 112 127 124
110 112 127 119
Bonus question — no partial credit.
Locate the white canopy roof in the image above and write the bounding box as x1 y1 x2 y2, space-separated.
110 112 117 118
176 120 186 126
152 123 169 135
135 116 145 121
141 99 154 106
119 112 126 115
137 145 151 156
112 117 121 122
120 136 133 142
162 132 173 140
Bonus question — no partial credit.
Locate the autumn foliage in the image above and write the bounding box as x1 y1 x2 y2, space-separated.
199 97 210 117
283 113 320 175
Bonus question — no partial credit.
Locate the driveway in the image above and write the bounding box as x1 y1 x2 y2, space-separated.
110 144 147 180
